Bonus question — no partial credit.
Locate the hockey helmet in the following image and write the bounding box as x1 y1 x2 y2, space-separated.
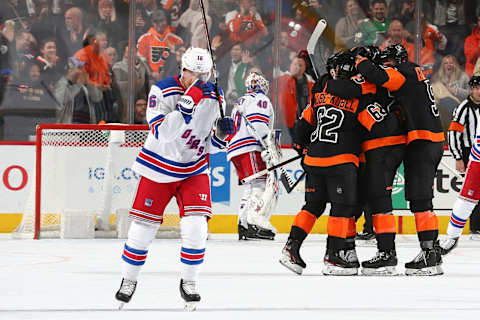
245 72 269 94
353 45 381 64
469 76 480 88
326 51 343 73
335 51 357 79
181 47 213 80
380 44 408 64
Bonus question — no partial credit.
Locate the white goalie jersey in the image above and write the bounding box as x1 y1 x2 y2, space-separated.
227 90 275 161
132 75 227 183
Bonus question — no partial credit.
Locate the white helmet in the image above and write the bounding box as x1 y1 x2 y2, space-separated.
245 72 269 94
181 47 213 74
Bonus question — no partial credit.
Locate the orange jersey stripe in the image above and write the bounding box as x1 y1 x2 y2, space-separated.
327 216 350 238
359 152 366 163
407 130 445 144
448 121 465 133
304 153 359 167
373 214 396 234
301 104 315 125
382 68 406 92
292 210 317 234
361 135 407 152
414 211 438 232
357 108 376 131
361 82 377 95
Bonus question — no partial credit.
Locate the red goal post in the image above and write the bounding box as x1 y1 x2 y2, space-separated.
14 123 181 239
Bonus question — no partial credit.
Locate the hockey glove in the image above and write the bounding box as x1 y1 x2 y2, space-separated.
216 116 235 139
177 95 196 124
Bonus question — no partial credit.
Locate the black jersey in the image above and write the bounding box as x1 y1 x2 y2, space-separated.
296 74 400 168
325 74 407 153
356 58 444 144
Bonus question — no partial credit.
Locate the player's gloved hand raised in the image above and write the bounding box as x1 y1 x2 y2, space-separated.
215 116 235 139
177 95 196 124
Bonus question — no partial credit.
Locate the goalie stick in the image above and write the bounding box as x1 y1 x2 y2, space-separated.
238 110 301 193
199 0 224 118
306 19 327 80
241 155 302 184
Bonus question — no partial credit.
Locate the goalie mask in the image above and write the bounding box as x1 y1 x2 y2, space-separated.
245 72 269 94
181 47 213 81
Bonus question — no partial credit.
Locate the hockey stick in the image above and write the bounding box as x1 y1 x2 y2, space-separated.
306 19 327 80
199 0 224 118
241 155 302 184
439 159 464 180
238 110 301 193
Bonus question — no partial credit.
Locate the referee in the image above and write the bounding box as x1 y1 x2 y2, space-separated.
448 76 480 239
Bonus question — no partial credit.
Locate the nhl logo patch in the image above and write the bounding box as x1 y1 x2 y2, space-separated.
145 198 153 207
336 187 343 194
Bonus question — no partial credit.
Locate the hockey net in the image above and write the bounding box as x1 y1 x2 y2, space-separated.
13 124 181 239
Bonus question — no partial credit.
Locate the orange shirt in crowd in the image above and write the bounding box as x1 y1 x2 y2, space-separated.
380 30 436 77
464 27 480 76
74 45 111 86
228 13 268 47
276 74 314 129
137 26 183 73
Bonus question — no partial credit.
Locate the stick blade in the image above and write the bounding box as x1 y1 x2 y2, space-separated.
307 19 327 54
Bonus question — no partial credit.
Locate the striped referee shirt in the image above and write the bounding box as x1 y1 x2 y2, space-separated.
448 96 480 160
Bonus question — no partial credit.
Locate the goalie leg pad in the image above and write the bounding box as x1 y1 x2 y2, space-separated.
238 184 252 228
180 215 208 281
246 177 278 233
122 220 159 281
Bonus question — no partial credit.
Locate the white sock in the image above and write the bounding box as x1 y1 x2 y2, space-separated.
121 220 158 281
447 197 478 239
180 216 208 281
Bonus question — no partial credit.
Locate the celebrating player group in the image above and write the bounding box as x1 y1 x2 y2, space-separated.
113 29 480 312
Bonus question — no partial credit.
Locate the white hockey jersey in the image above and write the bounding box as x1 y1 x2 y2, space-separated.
227 90 274 161
132 75 227 183
470 120 480 163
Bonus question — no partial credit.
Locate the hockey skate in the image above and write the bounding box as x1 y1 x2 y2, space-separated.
470 230 480 241
361 249 398 276
238 224 256 240
180 279 201 311
250 224 276 240
355 230 375 241
405 248 443 276
115 278 137 309
279 239 306 275
323 249 359 276
436 237 459 256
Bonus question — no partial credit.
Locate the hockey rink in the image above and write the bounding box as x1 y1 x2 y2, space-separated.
1 234 480 320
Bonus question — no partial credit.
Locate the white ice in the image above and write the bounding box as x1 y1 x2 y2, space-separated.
1 234 480 320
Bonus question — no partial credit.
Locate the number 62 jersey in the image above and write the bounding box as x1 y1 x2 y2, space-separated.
297 74 401 168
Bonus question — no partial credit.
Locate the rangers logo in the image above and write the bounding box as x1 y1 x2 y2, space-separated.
145 198 154 207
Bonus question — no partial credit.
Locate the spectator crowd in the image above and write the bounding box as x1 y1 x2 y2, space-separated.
1 0 480 142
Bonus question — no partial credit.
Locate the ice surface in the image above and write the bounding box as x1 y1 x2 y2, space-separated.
1 234 480 320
